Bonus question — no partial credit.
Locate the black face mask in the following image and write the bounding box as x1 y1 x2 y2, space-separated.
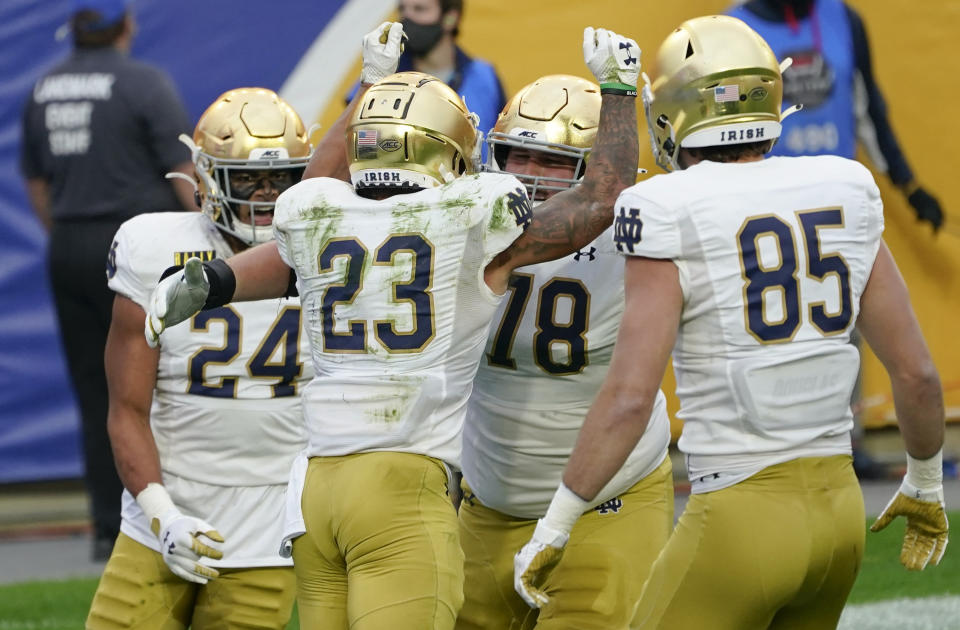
401 17 444 57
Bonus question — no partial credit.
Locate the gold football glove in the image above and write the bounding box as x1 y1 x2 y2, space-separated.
870 480 948 571
514 519 569 608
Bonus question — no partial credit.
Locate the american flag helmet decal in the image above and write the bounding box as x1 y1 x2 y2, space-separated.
714 85 740 103
357 129 378 146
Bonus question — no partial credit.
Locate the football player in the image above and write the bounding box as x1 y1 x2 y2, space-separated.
85 88 313 629
457 75 672 630
515 15 948 630
141 22 643 630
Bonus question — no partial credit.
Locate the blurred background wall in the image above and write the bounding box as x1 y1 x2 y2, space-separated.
1 0 956 483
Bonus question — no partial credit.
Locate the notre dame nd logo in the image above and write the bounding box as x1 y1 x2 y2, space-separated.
613 207 643 253
505 187 533 230
594 497 623 515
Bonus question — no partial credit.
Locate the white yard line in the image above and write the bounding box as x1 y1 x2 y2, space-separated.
278 0 395 125
839 595 960 630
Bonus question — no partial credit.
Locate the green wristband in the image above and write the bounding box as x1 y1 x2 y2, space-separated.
600 81 637 91
600 81 637 96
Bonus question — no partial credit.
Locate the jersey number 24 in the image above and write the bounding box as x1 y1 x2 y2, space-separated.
188 306 302 398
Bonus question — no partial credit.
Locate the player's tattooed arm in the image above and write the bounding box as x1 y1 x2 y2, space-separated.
485 94 638 292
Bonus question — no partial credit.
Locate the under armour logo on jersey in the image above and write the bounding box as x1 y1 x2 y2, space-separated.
613 207 643 253
506 187 533 230
619 42 638 65
574 247 597 261
594 497 623 515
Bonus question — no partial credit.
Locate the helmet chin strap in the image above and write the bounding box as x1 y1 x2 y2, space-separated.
460 100 483 172
177 133 203 164
176 133 219 199
777 56 804 123
780 103 804 122
306 123 322 149
164 171 197 191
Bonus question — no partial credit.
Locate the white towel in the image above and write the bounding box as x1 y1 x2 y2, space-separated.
278 451 309 558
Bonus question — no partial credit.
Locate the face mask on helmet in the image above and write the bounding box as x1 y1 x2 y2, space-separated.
642 15 802 172
346 72 479 198
184 88 312 245
484 75 600 202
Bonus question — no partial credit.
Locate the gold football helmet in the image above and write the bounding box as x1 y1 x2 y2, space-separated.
642 15 799 171
186 88 311 245
347 71 479 195
486 74 601 200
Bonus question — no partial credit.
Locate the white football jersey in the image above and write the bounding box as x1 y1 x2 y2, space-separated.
107 211 311 566
273 173 531 467
615 156 884 492
464 226 671 518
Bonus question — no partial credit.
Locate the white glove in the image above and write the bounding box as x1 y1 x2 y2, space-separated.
870 451 949 571
155 510 225 584
137 483 225 584
361 21 405 84
514 519 569 608
582 27 641 92
513 483 588 608
145 257 209 348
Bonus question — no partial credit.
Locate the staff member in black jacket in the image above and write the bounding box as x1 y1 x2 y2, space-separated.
19 0 195 561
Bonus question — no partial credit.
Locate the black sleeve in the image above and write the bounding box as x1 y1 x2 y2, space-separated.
846 4 914 186
136 66 192 171
161 259 244 309
19 94 45 179
201 258 236 309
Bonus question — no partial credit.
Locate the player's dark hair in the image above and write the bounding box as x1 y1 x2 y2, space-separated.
72 10 127 48
684 139 775 164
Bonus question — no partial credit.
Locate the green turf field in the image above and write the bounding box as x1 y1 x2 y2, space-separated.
1 512 956 629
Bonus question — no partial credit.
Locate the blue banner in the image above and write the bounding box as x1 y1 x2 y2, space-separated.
0 0 354 482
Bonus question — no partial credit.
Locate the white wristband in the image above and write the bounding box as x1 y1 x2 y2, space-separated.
136 482 177 523
905 449 943 492
542 483 591 535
